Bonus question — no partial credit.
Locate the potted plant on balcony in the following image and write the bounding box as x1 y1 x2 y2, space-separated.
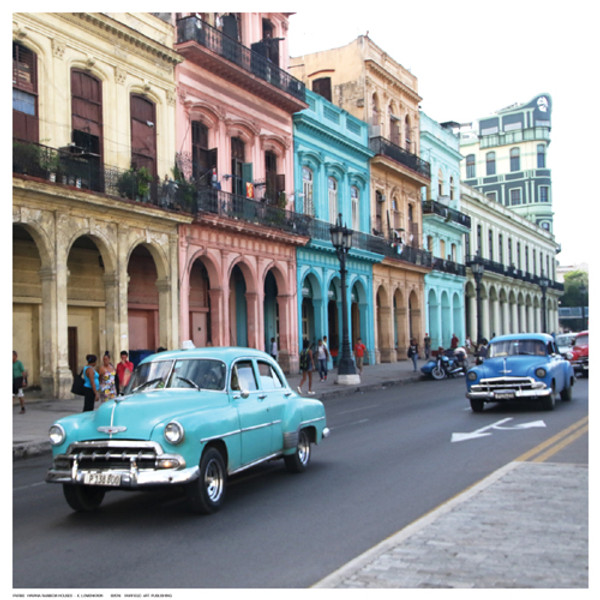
117 166 153 201
39 149 61 182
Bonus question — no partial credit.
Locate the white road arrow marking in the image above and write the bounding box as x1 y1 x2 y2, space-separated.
451 418 546 443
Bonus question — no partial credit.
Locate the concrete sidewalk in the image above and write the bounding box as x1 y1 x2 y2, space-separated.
13 358 588 589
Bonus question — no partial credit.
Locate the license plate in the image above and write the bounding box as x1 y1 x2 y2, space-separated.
495 391 515 400
83 472 121 486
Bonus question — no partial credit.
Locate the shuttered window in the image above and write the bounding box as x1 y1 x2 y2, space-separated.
71 69 102 155
130 95 157 175
13 42 38 142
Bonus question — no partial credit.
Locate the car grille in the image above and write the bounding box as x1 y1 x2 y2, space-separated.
471 376 539 392
61 441 161 471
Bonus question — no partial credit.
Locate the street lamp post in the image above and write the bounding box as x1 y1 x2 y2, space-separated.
539 277 549 333
330 213 360 385
471 261 485 345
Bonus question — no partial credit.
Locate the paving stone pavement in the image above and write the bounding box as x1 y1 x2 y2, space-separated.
314 461 588 588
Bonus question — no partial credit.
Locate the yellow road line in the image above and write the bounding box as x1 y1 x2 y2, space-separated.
515 416 588 463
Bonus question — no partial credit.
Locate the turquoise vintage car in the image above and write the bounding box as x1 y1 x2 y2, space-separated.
466 333 575 412
46 347 329 513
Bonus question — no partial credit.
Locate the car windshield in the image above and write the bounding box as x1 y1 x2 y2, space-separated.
124 359 227 394
488 339 547 358
555 334 573 346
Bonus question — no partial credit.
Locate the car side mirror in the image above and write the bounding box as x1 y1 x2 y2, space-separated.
476 357 484 365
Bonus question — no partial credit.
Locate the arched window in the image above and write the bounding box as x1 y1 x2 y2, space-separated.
302 166 314 215
510 147 520 172
389 105 400 145
328 176 338 224
486 151 496 175
404 115 411 150
13 42 38 143
450 176 455 200
351 185 359 230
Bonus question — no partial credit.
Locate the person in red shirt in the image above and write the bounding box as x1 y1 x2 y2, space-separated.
354 338 366 374
116 350 134 394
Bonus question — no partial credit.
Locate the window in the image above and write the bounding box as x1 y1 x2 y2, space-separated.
539 186 549 203
231 361 257 392
488 229 494 261
192 121 217 183
231 136 246 196
328 177 338 223
312 77 332 102
302 166 314 215
450 176 455 200
486 152 496 175
510 147 520 172
130 94 157 175
485 191 498 202
476 224 482 256
498 234 504 264
351 185 359 230
510 188 522 205
405 115 411 150
466 154 475 178
13 42 38 142
537 144 546 168
257 361 284 390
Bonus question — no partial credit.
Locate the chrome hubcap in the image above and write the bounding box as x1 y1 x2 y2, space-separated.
298 433 310 465
204 458 224 502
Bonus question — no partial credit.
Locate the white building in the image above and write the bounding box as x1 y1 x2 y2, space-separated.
461 183 561 341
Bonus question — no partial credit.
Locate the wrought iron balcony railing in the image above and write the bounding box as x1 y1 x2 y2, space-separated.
176 15 305 103
432 258 467 276
195 187 311 236
422 200 471 229
369 136 431 179
307 216 432 268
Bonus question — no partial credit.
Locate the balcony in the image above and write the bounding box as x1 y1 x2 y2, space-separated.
369 136 431 179
195 187 310 237
432 258 466 276
176 16 306 112
13 139 310 239
422 200 471 229
307 216 432 268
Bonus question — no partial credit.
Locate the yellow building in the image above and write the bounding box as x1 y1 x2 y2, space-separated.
290 36 431 361
13 13 186 398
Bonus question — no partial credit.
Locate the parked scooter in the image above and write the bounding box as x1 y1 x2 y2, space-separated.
421 347 467 380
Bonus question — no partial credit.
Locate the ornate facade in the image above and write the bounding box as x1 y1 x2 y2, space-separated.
290 35 432 362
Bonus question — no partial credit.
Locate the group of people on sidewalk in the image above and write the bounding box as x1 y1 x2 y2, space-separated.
77 351 136 412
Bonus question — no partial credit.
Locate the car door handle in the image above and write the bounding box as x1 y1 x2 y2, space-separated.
258 394 267 400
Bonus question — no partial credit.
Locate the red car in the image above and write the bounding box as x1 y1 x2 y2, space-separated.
570 330 588 378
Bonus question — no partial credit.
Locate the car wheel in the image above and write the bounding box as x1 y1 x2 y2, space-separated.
470 398 484 413
560 380 573 402
187 447 227 514
284 428 311 473
62 484 105 512
542 383 556 411
431 365 446 380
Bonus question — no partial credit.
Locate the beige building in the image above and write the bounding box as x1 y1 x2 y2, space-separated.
290 36 431 361
13 13 186 398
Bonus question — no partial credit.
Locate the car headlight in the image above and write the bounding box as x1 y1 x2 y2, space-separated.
467 371 478 381
164 421 185 445
535 368 547 378
49 424 66 446
565 351 573 360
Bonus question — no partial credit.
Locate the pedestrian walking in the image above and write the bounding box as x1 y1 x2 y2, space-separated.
424 333 431 359
82 354 100 412
316 338 329 381
408 338 419 371
13 351 28 414
354 337 366 374
297 339 315 395
269 337 278 361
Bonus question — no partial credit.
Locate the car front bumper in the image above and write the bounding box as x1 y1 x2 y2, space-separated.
467 377 551 402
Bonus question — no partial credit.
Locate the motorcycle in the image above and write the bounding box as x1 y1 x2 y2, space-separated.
421 349 467 380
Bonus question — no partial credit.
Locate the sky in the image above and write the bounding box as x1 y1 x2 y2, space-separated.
287 0 595 270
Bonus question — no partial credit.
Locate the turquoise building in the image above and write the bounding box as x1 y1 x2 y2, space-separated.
420 112 471 350
293 90 380 364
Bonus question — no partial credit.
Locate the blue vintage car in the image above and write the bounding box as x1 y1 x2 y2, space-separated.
46 347 329 513
466 333 575 412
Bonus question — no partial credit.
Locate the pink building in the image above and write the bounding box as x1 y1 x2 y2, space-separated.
174 13 308 371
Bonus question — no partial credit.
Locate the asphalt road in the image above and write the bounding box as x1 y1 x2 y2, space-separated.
13 377 588 589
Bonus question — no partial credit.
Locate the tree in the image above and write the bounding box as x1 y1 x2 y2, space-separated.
561 270 588 307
